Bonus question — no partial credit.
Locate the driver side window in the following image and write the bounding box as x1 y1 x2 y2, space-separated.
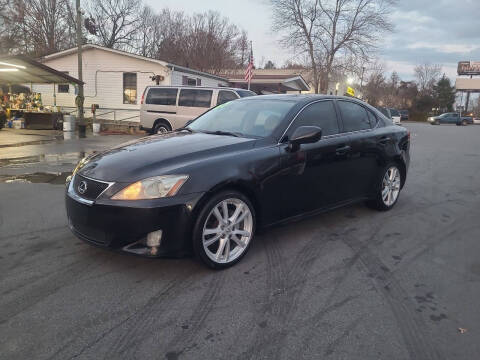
291 101 339 137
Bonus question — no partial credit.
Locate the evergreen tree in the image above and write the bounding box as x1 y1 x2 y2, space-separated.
433 75 456 112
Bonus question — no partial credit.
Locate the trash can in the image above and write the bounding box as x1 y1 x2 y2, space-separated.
63 115 76 132
92 122 101 133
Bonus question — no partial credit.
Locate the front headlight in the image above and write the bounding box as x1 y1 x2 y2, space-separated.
111 175 189 200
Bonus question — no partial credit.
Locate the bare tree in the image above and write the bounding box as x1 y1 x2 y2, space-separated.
271 0 396 93
135 6 161 58
271 0 322 92
89 0 141 49
414 63 442 95
147 10 248 73
1 0 75 56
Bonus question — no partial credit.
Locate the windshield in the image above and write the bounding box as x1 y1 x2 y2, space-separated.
188 99 295 138
390 109 400 116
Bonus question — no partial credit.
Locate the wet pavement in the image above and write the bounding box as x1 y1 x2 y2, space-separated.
0 129 141 177
1 123 480 360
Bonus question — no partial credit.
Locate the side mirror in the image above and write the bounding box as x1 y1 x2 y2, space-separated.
288 126 322 151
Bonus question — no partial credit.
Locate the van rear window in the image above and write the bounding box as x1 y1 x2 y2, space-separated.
146 88 178 105
179 89 213 108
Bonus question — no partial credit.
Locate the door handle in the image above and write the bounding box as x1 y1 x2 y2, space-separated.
335 145 351 155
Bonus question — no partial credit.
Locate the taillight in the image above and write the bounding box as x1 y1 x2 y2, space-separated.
140 89 146 104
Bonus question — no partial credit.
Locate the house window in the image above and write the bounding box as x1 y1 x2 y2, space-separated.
58 84 69 93
123 72 137 104
182 75 202 86
58 71 69 93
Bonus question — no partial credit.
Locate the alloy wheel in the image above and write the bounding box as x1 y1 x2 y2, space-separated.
202 198 253 264
382 166 401 206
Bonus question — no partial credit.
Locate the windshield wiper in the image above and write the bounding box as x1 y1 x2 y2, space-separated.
204 130 242 137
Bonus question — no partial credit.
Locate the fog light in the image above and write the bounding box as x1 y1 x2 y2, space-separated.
146 230 162 247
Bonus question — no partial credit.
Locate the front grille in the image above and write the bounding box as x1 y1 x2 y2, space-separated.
73 174 109 200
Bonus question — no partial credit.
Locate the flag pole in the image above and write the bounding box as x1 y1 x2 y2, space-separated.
248 41 252 91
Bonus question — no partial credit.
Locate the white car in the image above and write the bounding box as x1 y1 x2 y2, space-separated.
389 108 401 124
140 86 256 134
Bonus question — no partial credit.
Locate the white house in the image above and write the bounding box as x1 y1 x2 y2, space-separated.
34 44 229 122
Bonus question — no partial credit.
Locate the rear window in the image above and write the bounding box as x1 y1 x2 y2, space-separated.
217 90 238 105
390 109 400 116
146 88 178 105
179 89 213 108
338 101 371 132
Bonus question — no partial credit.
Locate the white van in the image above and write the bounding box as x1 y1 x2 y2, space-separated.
140 86 256 134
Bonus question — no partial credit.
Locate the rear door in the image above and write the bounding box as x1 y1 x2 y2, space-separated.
450 113 459 124
336 100 380 200
141 87 178 129
177 88 214 128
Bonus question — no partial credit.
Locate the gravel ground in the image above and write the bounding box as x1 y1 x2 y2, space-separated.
0 122 479 360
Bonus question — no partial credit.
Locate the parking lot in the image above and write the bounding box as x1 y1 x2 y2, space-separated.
1 122 479 360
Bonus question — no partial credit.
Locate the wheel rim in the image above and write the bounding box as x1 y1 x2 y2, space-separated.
156 126 168 134
202 198 253 264
382 166 401 206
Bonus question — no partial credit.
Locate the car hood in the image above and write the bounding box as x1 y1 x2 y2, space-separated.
78 131 256 182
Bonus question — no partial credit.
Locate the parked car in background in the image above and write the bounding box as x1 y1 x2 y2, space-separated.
389 108 401 124
400 110 409 121
66 95 410 268
473 117 480 125
140 86 256 134
427 112 473 125
376 107 392 120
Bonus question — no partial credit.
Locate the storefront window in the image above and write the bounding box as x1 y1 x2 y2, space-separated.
123 72 137 104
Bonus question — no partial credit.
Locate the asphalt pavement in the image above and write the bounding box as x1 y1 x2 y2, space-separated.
1 123 479 360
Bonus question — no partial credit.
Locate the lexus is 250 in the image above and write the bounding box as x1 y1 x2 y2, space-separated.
66 95 410 268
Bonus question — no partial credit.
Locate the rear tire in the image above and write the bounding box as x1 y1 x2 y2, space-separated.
366 164 402 211
153 121 171 134
192 190 256 269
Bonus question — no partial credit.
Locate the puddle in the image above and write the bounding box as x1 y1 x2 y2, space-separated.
0 138 58 149
0 172 71 184
0 152 87 168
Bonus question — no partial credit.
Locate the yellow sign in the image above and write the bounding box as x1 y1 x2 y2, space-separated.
346 86 355 97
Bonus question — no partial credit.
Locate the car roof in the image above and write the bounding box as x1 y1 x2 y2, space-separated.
146 85 254 92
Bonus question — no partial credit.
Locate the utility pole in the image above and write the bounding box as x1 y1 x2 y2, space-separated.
76 0 85 134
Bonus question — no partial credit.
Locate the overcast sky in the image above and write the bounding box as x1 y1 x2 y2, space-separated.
145 0 480 81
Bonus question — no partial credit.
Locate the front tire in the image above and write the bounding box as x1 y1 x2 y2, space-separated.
192 191 256 269
367 164 402 211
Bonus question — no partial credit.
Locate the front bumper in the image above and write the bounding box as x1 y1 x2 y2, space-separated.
66 188 205 257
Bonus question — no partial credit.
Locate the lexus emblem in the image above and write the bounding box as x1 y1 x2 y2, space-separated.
77 181 88 194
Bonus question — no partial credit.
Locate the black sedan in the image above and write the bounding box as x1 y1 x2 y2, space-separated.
66 95 410 268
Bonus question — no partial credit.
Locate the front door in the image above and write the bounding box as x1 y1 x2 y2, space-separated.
278 100 352 219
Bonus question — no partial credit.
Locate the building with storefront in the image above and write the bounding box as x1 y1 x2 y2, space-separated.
34 44 229 122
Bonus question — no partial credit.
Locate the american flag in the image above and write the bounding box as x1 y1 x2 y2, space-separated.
244 46 254 86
